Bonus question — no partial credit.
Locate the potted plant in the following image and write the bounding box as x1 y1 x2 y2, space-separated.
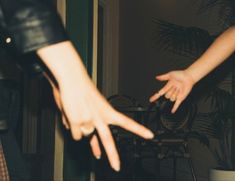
209 125 235 181
206 89 235 181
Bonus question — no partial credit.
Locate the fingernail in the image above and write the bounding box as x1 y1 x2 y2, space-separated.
113 162 120 172
96 155 101 160
146 131 154 139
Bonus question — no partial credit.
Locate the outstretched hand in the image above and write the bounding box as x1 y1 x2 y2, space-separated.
150 70 195 113
38 41 154 172
49 76 154 172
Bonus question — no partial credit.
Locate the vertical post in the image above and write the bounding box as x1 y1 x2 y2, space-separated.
66 0 93 74
231 68 235 169
102 0 120 97
90 1 98 181
92 0 98 85
53 2 66 181
63 1 93 181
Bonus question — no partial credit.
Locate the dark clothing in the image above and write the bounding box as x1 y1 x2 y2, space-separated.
0 0 68 130
0 80 29 181
0 0 68 74
0 0 69 180
0 0 69 127
0 0 68 53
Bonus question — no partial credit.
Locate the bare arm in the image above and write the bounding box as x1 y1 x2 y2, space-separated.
186 26 235 83
150 26 235 113
37 41 154 171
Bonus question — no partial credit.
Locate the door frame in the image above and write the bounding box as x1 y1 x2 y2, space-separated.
53 1 66 181
100 0 120 97
54 0 120 180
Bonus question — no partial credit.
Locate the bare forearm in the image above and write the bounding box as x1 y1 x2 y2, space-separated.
186 26 235 83
36 41 92 88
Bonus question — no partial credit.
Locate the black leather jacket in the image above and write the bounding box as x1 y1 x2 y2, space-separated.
0 0 68 130
0 0 68 75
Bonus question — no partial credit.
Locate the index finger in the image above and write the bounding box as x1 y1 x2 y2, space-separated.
150 82 173 102
113 112 154 139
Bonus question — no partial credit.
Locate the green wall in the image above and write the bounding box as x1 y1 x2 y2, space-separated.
66 0 93 75
63 0 93 180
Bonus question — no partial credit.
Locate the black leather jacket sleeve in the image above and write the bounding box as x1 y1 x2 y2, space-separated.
1 0 68 54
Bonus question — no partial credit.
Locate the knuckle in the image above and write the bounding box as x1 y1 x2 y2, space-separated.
81 115 92 122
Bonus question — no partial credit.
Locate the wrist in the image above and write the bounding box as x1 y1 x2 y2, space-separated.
57 69 92 90
184 68 198 85
37 41 92 88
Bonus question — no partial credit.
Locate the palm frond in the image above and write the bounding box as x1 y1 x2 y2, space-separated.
186 131 210 146
219 1 235 28
210 123 232 169
195 0 235 28
204 88 234 119
152 19 214 59
192 112 220 138
196 0 223 14
198 87 234 169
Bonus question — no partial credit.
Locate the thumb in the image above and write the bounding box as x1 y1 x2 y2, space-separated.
156 73 170 81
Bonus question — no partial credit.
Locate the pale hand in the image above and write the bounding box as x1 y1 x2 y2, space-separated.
38 41 154 172
55 78 154 172
150 70 195 113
